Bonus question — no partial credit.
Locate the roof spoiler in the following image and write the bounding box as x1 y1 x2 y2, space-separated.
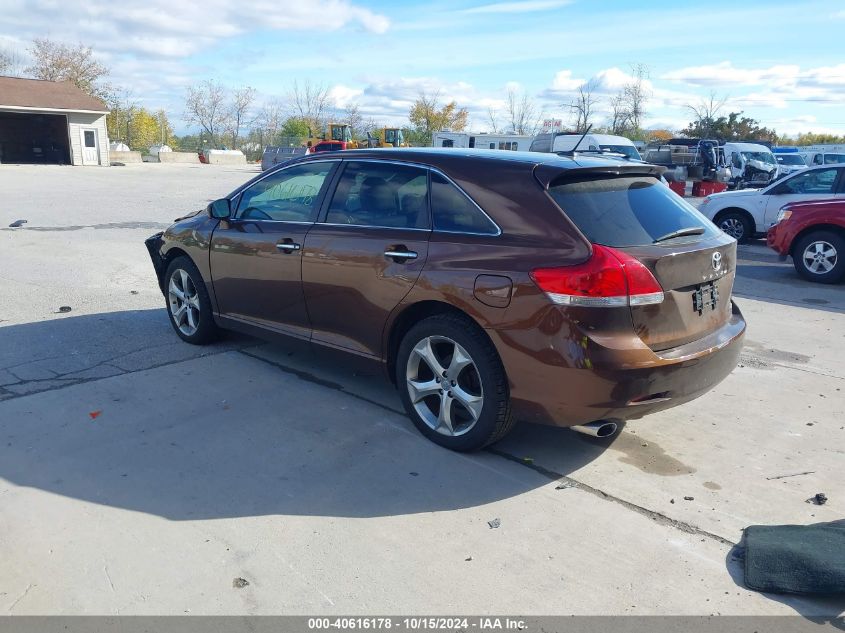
533 163 664 190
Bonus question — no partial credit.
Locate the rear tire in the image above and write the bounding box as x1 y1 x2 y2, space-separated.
396 313 515 451
715 210 753 244
163 256 219 344
792 231 845 284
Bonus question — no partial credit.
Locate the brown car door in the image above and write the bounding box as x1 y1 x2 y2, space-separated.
302 160 431 357
209 161 338 339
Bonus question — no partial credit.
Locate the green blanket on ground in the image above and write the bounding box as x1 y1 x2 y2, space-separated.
744 521 845 594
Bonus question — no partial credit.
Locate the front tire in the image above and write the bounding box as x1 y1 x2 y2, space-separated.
793 231 845 284
715 210 753 244
396 313 514 451
163 256 219 344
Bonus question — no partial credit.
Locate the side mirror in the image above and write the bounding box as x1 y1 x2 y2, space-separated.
208 198 231 219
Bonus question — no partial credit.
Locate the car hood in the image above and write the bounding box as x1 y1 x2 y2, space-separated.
709 189 762 200
174 208 205 222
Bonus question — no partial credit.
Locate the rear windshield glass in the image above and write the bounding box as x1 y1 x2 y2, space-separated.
599 144 641 160
548 176 719 247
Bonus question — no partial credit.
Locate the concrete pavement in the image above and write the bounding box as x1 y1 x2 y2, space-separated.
1 164 843 616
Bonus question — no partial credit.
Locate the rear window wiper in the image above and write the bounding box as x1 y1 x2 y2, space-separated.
653 226 706 243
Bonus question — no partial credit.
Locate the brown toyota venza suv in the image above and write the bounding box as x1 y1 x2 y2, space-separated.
145 148 745 451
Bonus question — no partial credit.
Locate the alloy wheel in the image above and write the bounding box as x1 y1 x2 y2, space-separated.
802 240 838 275
719 217 745 240
405 336 483 437
168 268 201 336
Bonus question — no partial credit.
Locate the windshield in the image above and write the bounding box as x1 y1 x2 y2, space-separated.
823 154 845 164
741 151 776 165
548 175 718 247
600 144 641 160
776 155 806 165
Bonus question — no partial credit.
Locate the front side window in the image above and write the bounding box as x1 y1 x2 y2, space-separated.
780 168 838 195
431 172 498 235
549 175 718 247
326 161 429 229
823 154 845 164
237 162 333 222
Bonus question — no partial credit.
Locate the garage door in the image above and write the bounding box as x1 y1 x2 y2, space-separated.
0 111 71 164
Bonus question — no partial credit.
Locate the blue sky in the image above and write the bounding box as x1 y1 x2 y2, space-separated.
2 0 844 136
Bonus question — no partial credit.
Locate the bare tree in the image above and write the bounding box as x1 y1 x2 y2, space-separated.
184 80 228 145
289 80 334 136
256 99 286 145
225 86 256 148
567 79 600 133
505 88 542 135
343 102 364 138
486 107 501 133
27 38 111 99
685 91 727 138
0 47 26 77
621 63 650 133
608 93 630 135
105 86 137 143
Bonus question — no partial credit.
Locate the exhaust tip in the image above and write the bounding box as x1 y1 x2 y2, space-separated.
595 422 618 438
571 420 619 438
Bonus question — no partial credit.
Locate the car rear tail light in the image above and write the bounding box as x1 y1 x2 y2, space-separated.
530 244 664 307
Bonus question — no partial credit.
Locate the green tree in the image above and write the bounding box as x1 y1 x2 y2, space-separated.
780 132 845 145
408 91 468 141
279 117 311 141
109 106 175 152
681 112 777 142
27 38 111 100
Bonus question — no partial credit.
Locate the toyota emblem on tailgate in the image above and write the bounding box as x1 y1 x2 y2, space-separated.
712 252 723 271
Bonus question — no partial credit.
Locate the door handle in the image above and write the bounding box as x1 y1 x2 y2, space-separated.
384 249 418 261
276 241 301 253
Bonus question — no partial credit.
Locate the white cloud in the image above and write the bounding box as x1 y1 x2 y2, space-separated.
461 0 572 14
661 61 804 89
329 85 364 109
550 70 583 92
1 0 390 59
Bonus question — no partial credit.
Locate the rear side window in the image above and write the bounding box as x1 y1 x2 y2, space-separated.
548 176 718 247
431 172 498 235
326 161 429 229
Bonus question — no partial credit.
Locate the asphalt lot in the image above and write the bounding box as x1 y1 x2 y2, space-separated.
0 163 843 616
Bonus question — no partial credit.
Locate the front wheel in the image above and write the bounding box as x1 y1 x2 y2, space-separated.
793 231 845 284
396 314 515 451
716 211 753 244
164 256 219 344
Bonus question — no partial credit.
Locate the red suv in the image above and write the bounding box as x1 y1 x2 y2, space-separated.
767 198 845 283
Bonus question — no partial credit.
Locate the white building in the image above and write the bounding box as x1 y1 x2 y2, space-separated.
0 75 110 166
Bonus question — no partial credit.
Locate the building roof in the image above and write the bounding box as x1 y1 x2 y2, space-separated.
0 76 108 113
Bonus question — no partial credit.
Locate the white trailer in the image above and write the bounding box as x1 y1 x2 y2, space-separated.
431 132 533 151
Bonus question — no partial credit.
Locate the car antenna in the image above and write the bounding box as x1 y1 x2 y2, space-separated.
569 124 592 154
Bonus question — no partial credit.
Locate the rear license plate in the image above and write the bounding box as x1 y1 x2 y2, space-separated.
692 281 719 315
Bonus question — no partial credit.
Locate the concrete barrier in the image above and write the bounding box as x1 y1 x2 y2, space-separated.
158 151 200 164
204 150 247 165
109 151 142 164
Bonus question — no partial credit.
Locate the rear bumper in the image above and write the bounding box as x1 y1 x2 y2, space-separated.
494 301 746 428
145 232 166 293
